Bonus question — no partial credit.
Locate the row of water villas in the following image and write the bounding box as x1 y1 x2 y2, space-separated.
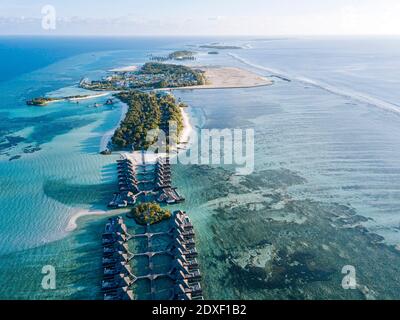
101 212 203 300
108 157 184 208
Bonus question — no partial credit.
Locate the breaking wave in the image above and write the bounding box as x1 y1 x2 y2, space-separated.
229 53 400 115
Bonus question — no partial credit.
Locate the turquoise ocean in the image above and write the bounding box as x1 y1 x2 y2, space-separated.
1 36 400 299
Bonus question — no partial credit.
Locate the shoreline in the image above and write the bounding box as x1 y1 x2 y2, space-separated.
100 100 129 152
68 92 111 101
66 207 110 232
29 92 112 106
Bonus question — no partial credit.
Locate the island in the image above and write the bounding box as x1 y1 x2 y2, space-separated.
168 50 196 60
111 90 184 150
81 62 206 91
26 97 60 106
130 202 171 225
26 93 109 106
150 50 197 62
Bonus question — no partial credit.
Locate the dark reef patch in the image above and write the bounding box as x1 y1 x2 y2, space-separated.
182 165 400 299
23 145 41 154
8 155 21 161
229 249 335 290
0 136 26 153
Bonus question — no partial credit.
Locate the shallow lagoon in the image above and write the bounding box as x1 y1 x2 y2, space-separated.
1 38 400 299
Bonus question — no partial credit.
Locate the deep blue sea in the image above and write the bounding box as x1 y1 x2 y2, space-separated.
1 36 400 299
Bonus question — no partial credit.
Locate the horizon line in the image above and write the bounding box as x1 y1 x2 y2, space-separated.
1 33 400 38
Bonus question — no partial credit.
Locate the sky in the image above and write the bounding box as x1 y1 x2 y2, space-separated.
1 0 400 36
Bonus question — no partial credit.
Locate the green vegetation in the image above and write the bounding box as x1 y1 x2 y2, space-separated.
131 202 171 225
26 94 93 106
112 91 184 150
168 50 196 60
80 81 120 91
140 62 205 86
150 50 196 62
81 62 205 91
26 97 59 106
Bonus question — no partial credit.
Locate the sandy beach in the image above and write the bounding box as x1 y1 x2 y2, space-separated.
68 92 111 101
174 66 272 90
109 65 138 72
66 207 110 232
40 92 111 106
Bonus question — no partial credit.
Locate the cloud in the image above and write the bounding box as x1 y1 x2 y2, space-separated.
1 3 400 36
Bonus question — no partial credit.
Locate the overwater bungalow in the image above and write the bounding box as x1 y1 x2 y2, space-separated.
118 177 138 186
104 286 134 300
118 173 136 181
117 159 134 166
175 225 195 238
173 281 203 300
104 242 129 255
108 193 127 208
120 191 138 205
103 262 132 277
156 165 171 174
170 254 200 273
118 171 138 181
174 268 202 283
156 170 172 178
117 158 133 164
157 170 172 178
102 273 131 292
157 157 170 165
175 211 193 228
156 161 171 169
172 218 193 233
126 182 139 190
182 258 199 271
174 234 196 249
102 232 127 245
173 284 191 300
102 252 130 267
157 187 185 204
171 238 196 254
103 217 128 235
117 164 135 172
173 246 198 260
155 178 172 188
156 175 172 183
176 229 195 241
